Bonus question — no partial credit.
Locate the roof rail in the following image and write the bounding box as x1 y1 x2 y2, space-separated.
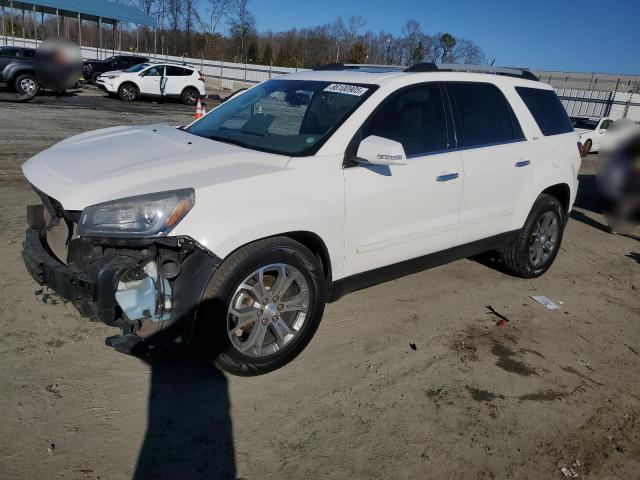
405 62 539 81
313 63 403 72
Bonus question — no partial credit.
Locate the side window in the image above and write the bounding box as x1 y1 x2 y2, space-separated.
600 119 612 130
23 49 36 58
144 66 163 77
360 83 449 157
515 86 573 136
165 66 185 76
0 48 19 57
449 82 523 147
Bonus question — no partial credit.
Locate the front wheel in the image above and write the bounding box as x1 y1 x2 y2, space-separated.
118 83 139 102
14 73 39 101
197 237 326 376
500 194 565 278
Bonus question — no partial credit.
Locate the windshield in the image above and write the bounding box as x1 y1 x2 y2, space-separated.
102 56 115 63
572 118 598 130
125 63 151 73
185 79 376 156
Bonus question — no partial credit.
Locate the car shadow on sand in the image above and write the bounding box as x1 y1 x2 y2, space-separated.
133 357 236 480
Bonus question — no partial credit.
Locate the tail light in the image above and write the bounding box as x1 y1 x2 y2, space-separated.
577 141 586 158
198 71 205 83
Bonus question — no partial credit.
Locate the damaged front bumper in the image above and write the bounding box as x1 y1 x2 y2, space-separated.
22 203 220 355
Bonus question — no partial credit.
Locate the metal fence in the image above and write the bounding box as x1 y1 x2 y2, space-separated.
557 88 640 122
0 34 310 89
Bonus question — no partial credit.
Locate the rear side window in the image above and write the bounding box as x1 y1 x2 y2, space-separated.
515 86 573 136
448 82 524 148
360 83 449 157
166 66 192 76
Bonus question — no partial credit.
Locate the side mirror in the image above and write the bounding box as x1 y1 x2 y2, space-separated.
355 135 407 166
599 129 606 134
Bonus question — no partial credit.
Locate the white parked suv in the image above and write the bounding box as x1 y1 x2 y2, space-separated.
22 63 581 375
95 62 206 105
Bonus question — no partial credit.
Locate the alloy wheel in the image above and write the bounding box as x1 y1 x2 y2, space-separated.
19 78 37 94
121 85 136 100
529 211 559 267
227 263 309 358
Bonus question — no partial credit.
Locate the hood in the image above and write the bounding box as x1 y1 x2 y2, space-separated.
22 123 289 210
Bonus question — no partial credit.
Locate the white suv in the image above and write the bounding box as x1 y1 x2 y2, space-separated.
95 62 206 105
22 63 581 375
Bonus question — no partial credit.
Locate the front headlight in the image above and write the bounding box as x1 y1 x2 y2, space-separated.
105 74 119 79
78 189 195 238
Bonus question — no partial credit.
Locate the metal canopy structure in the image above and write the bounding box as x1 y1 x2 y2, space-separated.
0 0 156 26
0 0 158 59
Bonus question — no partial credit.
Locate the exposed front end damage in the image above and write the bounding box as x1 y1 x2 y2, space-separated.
22 196 219 355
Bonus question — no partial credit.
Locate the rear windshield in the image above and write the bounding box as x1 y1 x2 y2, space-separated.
515 87 573 136
186 79 376 156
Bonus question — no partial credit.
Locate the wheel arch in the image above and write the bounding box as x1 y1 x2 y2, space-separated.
7 67 36 84
540 182 571 214
181 85 200 95
118 80 138 91
218 230 333 288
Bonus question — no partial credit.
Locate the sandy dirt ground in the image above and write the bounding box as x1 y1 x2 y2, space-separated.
0 87 639 480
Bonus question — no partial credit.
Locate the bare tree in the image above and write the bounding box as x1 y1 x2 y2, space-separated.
228 0 255 60
206 0 231 35
451 38 486 64
346 15 365 44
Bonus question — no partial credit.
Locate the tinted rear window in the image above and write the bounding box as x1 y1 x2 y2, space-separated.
448 82 524 148
515 87 573 136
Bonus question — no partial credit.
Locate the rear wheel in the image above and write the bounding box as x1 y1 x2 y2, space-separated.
14 73 39 101
500 194 565 278
181 87 199 105
197 237 326 376
118 83 139 102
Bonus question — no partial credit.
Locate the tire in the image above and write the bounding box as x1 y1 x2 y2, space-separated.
90 71 102 84
118 83 139 102
181 87 199 105
197 237 326 376
14 73 39 101
500 193 565 278
583 139 592 156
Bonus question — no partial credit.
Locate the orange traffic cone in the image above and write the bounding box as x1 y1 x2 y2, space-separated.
194 98 203 119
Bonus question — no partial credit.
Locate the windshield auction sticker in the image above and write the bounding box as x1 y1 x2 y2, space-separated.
323 84 369 96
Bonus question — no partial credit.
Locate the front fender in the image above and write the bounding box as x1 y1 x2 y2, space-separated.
171 156 346 278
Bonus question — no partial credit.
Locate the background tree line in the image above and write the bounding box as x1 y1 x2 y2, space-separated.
129 0 487 66
2 0 487 67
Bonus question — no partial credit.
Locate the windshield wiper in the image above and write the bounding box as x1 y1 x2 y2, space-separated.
208 134 253 150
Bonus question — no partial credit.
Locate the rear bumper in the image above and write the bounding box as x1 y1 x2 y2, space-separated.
21 205 220 354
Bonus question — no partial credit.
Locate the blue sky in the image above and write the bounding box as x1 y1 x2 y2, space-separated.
218 0 639 74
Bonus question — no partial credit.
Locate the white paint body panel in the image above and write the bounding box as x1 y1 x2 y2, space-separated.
23 69 581 284
96 63 206 97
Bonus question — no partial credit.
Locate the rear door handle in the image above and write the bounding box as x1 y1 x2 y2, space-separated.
436 173 459 182
515 160 530 167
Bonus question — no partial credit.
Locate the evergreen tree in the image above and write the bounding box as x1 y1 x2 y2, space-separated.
262 42 273 65
345 42 367 64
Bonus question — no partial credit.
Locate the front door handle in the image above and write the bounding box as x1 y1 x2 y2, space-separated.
515 160 530 167
436 172 459 182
